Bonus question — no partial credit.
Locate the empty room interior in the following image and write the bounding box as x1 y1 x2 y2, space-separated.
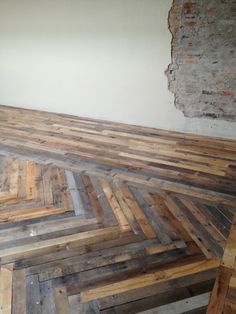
0 0 236 313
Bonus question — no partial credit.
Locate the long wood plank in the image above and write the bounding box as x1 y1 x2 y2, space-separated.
80 258 220 302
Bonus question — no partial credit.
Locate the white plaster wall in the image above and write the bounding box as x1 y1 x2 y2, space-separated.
0 0 235 138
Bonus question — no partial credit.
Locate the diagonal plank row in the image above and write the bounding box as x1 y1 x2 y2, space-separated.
0 154 234 313
0 105 235 313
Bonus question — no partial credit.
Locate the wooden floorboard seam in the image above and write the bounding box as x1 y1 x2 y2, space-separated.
0 105 235 313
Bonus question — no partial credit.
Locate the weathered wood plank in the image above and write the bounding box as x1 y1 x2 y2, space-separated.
0 226 121 263
80 258 220 302
12 269 26 314
137 292 210 314
0 264 13 314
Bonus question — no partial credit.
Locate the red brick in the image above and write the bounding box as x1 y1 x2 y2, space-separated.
184 3 192 14
207 7 217 13
220 91 234 97
185 59 197 64
185 21 196 28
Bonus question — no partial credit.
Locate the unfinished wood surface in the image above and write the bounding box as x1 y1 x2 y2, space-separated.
207 216 236 314
0 264 13 314
0 105 235 313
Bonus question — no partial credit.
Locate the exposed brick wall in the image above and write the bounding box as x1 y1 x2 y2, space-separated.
166 0 236 121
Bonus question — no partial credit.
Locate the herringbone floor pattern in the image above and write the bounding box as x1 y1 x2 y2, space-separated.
0 105 235 313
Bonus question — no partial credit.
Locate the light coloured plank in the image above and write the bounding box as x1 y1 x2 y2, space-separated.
119 185 156 239
53 287 70 314
0 264 13 314
100 179 130 231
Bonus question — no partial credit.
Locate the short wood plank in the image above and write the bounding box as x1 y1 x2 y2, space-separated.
12 269 26 314
119 185 156 239
53 287 70 314
0 264 13 314
100 179 130 231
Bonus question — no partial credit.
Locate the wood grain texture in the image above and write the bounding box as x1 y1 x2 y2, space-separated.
0 105 235 313
0 264 13 314
207 216 236 314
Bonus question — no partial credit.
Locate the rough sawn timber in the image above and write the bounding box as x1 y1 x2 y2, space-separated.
0 105 235 313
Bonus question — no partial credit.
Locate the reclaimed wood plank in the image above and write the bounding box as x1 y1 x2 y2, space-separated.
0 264 13 314
80 258 220 302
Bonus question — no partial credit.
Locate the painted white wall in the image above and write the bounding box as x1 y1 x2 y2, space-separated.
0 0 235 138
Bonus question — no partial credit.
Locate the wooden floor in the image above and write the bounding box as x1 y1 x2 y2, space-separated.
0 105 235 314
